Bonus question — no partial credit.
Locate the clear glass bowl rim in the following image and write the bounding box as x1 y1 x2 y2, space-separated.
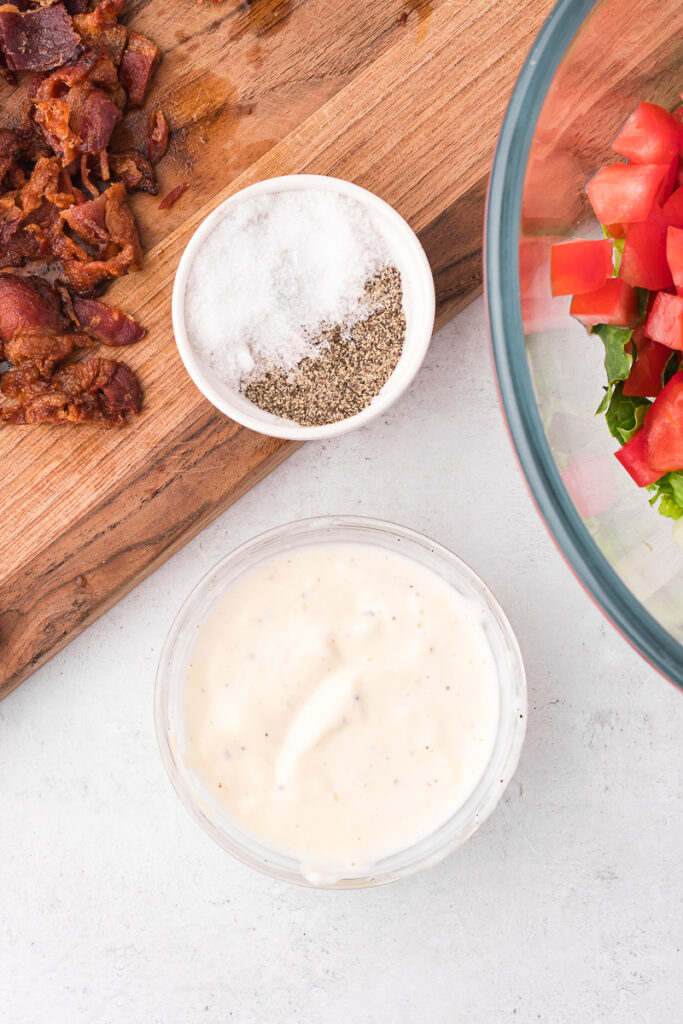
154 515 527 889
484 0 683 690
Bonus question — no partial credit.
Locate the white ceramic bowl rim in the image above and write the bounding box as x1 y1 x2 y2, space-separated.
155 515 528 889
171 175 436 440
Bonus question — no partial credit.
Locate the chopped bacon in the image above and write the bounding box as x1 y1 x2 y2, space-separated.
55 183 142 290
4 327 91 373
73 87 122 152
73 296 145 346
0 195 46 268
0 275 62 344
20 156 78 213
0 159 79 269
33 95 79 164
34 47 121 98
1 356 140 425
73 1 127 66
0 273 89 371
0 1 168 427
109 148 157 194
119 31 161 109
159 181 188 210
33 52 125 164
63 184 125 247
0 3 79 73
0 129 24 193
80 152 100 196
147 109 169 166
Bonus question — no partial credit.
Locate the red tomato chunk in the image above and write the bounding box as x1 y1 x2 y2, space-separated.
570 277 640 328
643 371 683 473
549 238 613 297
623 338 672 398
667 225 683 294
614 428 661 487
661 186 683 229
619 220 673 291
645 292 683 350
612 102 683 166
586 164 669 224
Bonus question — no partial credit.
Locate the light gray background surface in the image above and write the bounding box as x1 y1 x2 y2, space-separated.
1 298 682 1023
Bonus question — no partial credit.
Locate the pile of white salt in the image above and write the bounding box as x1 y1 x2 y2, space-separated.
183 190 393 388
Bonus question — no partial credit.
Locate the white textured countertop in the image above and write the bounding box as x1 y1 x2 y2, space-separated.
1 297 682 1023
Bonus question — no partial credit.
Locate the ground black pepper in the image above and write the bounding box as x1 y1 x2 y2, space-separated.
244 266 405 426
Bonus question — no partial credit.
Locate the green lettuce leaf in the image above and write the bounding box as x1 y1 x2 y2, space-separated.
592 323 633 388
648 471 683 521
603 382 651 444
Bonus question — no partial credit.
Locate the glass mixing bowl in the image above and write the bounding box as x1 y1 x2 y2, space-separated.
486 0 683 688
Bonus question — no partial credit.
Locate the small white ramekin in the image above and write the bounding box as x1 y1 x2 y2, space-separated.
155 516 527 889
171 175 436 440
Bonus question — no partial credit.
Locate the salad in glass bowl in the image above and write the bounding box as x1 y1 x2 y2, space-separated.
486 0 683 686
550 98 683 524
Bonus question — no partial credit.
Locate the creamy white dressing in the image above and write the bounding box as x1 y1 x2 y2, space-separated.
183 544 499 875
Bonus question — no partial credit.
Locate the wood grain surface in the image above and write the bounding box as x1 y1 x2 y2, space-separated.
0 0 554 697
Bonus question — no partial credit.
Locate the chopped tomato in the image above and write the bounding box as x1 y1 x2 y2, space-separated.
667 225 683 294
644 370 683 473
603 222 627 238
614 428 661 486
660 186 683 228
612 103 683 165
645 291 683 350
549 238 613 296
569 277 640 327
623 338 672 396
674 105 683 129
658 157 679 205
586 164 669 224
619 220 673 290
631 323 649 353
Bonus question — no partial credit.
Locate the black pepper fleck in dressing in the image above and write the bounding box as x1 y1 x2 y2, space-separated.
244 267 405 426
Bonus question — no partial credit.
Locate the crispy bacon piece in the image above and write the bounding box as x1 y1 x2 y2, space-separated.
109 148 157 194
64 0 90 14
0 3 79 73
1 356 141 425
73 87 122 153
20 157 78 213
34 47 121 99
0 159 80 269
159 181 188 210
62 183 137 252
73 295 145 346
0 274 62 344
33 51 125 164
119 31 161 109
4 327 91 373
147 108 169 166
73 1 127 67
57 183 143 291
33 96 79 164
0 130 24 192
0 273 90 371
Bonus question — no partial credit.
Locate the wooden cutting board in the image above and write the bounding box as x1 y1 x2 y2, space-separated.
0 0 554 698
